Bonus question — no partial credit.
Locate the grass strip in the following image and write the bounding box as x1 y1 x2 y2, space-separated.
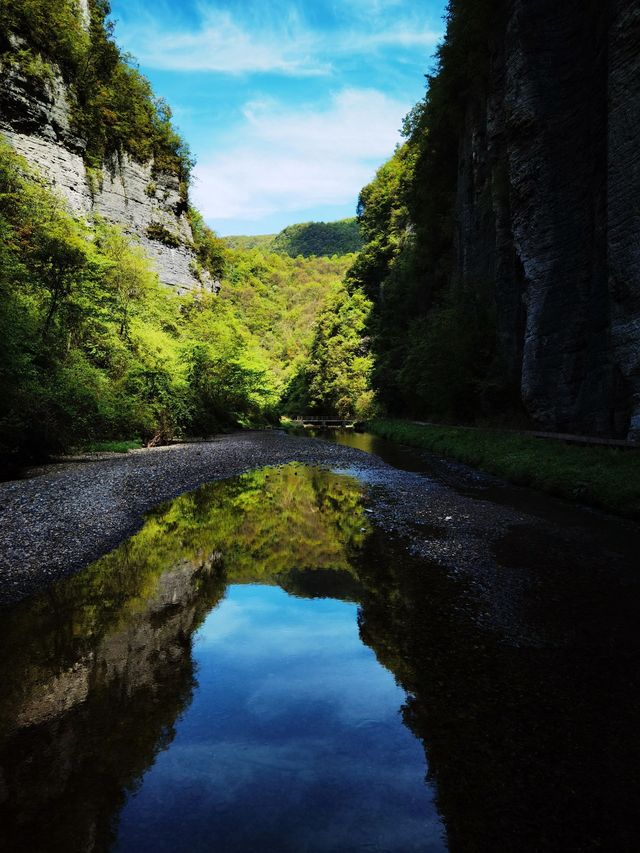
366 419 640 520
83 439 143 454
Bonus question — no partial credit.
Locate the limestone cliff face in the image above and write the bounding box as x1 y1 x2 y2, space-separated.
0 51 216 295
451 0 640 438
0 556 224 851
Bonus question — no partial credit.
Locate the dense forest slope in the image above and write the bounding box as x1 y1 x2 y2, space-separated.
224 233 277 252
351 0 640 439
219 248 372 417
271 218 363 258
225 218 363 259
0 1 280 460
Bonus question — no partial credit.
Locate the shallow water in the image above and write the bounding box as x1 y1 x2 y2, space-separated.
0 464 444 852
115 586 440 852
1 458 639 852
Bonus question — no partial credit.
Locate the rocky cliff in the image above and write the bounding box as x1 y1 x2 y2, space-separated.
452 0 640 437
0 35 215 295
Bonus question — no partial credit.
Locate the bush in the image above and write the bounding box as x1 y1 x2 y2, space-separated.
0 142 275 461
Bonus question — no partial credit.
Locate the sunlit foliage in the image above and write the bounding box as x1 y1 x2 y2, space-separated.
221 248 356 395
0 142 275 460
285 283 376 419
271 218 363 258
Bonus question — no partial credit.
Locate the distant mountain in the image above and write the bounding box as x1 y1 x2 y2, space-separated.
224 233 277 251
225 218 363 258
272 218 363 257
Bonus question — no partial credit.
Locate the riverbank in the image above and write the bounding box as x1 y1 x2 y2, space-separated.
366 419 640 519
0 433 373 604
2 430 639 616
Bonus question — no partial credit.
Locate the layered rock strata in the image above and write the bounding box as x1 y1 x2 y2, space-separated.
0 55 215 295
451 0 640 437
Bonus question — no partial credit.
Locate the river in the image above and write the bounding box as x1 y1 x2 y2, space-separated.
0 433 638 852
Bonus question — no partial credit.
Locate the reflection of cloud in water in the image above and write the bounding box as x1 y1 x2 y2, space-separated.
122 739 440 851
197 587 401 725
198 586 358 648
0 465 444 852
116 584 441 851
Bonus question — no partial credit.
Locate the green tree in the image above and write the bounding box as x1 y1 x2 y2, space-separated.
295 284 376 419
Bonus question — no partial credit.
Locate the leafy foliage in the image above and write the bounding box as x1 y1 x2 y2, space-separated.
224 233 277 252
347 0 510 422
0 142 275 461
284 284 376 419
145 222 182 248
0 6 378 458
225 219 363 259
220 247 356 397
271 218 363 258
187 207 227 281
0 0 193 182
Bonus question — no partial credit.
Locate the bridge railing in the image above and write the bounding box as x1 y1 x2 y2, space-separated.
292 415 354 426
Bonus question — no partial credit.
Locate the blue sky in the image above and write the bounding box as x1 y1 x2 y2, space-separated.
108 0 447 235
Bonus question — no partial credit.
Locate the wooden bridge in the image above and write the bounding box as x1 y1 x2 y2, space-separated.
293 415 356 428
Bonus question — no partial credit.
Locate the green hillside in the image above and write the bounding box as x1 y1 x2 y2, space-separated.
226 218 363 259
224 234 276 251
272 218 363 257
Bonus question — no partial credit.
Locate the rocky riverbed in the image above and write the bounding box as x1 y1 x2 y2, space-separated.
1 430 638 648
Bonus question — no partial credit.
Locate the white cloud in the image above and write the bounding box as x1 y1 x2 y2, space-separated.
191 88 408 222
123 9 327 75
114 1 440 75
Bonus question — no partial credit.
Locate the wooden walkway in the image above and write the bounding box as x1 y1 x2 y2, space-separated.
293 416 355 428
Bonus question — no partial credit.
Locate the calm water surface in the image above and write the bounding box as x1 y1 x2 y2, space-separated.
1 456 639 852
116 586 439 852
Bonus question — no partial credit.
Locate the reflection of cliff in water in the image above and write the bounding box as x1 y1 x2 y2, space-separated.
356 530 640 853
0 554 225 852
2 462 639 852
0 465 371 851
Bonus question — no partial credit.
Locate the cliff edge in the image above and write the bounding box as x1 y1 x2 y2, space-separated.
0 6 215 294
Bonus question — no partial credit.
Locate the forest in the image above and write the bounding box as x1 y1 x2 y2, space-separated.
0 137 377 460
347 0 507 423
3 0 636 466
225 218 362 258
0 0 377 464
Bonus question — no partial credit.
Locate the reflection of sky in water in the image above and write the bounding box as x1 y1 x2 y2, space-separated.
115 585 445 852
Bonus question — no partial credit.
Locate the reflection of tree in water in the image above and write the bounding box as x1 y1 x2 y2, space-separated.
0 464 370 851
354 531 640 853
4 463 636 853
164 462 371 582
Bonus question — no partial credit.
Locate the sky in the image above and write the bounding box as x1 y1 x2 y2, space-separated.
107 0 447 235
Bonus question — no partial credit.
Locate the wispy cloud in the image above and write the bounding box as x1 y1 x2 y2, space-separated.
122 9 326 75
114 1 440 75
191 88 408 223
108 0 444 231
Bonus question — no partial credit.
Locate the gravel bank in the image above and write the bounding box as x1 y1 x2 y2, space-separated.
0 432 380 604
1 431 638 643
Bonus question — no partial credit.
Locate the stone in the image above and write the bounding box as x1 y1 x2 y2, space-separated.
448 0 640 439
0 55 217 295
